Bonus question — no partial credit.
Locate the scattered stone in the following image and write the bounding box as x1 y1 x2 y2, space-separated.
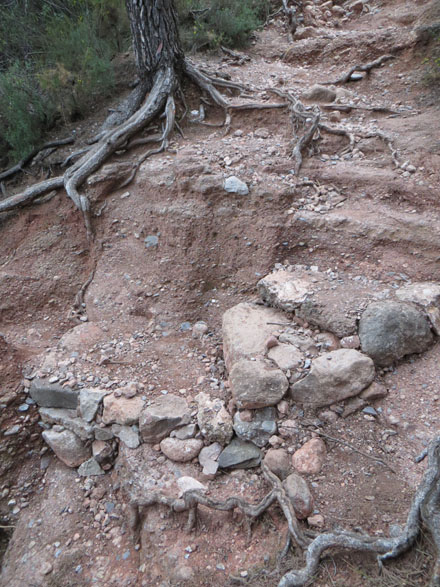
315 332 340 352
233 407 277 447
230 357 288 409
340 335 360 349
198 443 222 476
39 408 93 440
139 394 191 443
257 270 311 312
318 409 339 424
94 426 114 441
396 282 440 335
292 438 327 475
177 476 207 497
222 302 286 370
278 419 299 439
291 349 375 407
284 473 314 519
360 381 388 401
307 514 325 528
255 128 269 139
79 389 107 422
195 392 233 445
268 344 303 371
359 301 433 366
30 378 78 409
342 396 366 418
218 437 262 469
114 425 140 449
224 176 249 195
160 437 204 462
192 321 208 338
77 457 105 477
171 423 198 440
4 424 21 436
263 448 291 480
102 394 145 426
302 84 336 103
42 428 90 468
144 235 159 248
40 562 53 575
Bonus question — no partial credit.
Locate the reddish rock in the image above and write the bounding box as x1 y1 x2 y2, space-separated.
284 473 314 519
264 448 291 480
102 394 144 426
160 437 204 463
292 438 327 474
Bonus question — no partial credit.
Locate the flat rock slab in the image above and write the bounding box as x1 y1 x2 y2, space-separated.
199 443 222 476
114 425 140 449
222 302 287 371
396 282 440 335
233 407 277 447
42 428 90 468
77 457 105 477
39 407 94 440
230 357 288 409
359 300 433 366
139 394 191 443
102 394 145 426
218 438 262 469
268 343 303 371
30 379 78 409
291 348 375 407
258 270 312 312
79 388 108 422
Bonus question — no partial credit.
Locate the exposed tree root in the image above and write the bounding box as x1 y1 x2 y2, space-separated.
325 54 395 85
127 437 440 587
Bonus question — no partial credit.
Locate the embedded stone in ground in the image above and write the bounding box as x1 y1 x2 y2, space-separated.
230 357 288 409
292 438 327 475
30 379 78 409
159 437 204 462
195 392 233 445
396 282 440 335
77 457 105 476
290 349 375 407
102 393 145 426
283 473 314 519
263 448 291 480
218 438 262 469
42 428 90 468
267 343 303 371
233 407 277 447
359 300 433 366
139 394 191 443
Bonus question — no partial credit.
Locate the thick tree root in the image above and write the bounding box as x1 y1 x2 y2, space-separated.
127 436 440 586
326 54 394 85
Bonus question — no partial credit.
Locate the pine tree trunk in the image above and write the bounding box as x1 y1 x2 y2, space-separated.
125 0 184 86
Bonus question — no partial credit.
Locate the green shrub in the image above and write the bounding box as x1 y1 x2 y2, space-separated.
177 0 271 51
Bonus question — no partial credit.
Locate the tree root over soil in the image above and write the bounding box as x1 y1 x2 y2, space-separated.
0 56 403 239
128 436 440 586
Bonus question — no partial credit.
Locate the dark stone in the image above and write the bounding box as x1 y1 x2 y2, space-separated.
218 437 261 469
30 378 78 409
233 407 277 447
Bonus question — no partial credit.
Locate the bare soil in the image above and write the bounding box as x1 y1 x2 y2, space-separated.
1 1 440 585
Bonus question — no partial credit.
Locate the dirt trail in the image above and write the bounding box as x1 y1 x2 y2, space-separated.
0 1 440 586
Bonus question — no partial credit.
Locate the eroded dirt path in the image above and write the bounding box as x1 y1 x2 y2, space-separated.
1 1 440 585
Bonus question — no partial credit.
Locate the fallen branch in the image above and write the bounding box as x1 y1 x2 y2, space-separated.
320 103 399 114
326 54 394 85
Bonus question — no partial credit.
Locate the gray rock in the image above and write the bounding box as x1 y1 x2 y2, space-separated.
230 357 288 409
218 438 262 469
396 282 440 335
267 344 303 371
144 235 159 248
114 425 140 449
198 443 222 476
42 428 90 468
224 176 249 195
171 423 198 440
30 378 78 409
258 270 312 312
290 349 375 407
79 389 108 422
302 84 336 103
222 302 286 370
283 473 314 519
359 301 433 366
94 426 114 441
233 407 277 447
77 457 105 477
195 392 233 445
139 394 191 443
39 407 94 440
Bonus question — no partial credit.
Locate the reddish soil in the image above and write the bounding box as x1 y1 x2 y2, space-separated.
1 1 440 586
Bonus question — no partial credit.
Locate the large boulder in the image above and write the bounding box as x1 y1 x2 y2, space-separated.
42 428 90 468
359 301 433 366
222 302 287 370
396 282 440 335
195 392 233 445
290 349 375 407
139 394 191 443
230 357 288 409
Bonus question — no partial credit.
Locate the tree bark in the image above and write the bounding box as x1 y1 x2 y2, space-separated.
125 0 184 86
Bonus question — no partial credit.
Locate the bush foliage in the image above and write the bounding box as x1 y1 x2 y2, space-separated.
0 0 270 163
